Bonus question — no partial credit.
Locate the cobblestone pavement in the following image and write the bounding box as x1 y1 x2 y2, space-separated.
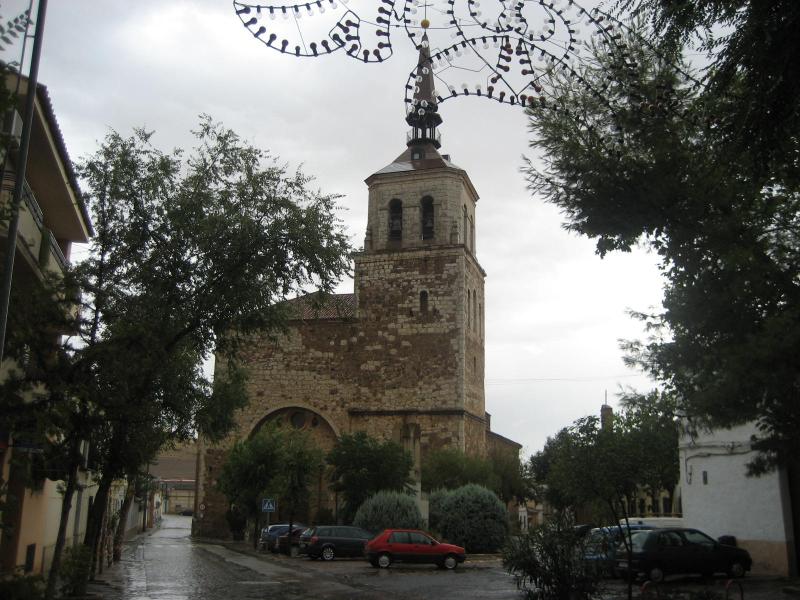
87 516 799 600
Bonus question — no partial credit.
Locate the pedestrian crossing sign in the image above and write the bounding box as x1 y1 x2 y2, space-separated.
261 498 276 513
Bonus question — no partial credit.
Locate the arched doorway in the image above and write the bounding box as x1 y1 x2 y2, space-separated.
251 407 338 524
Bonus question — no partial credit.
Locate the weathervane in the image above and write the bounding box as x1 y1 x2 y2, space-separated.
233 0 698 150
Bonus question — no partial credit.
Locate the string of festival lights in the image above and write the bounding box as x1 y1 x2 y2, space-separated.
232 0 702 155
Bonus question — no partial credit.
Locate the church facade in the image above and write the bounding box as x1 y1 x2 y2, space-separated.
193 35 520 538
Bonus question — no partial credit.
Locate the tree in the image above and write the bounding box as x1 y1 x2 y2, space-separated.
489 449 531 505
524 17 800 473
504 512 600 600
530 415 658 600
272 429 324 547
422 447 529 505
617 0 800 168
420 448 496 493
326 432 413 523
216 425 285 546
619 391 680 514
0 117 351 596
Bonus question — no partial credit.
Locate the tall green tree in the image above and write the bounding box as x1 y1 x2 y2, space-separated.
617 0 800 168
326 432 413 523
1 117 350 596
217 425 285 547
274 429 324 543
525 17 800 473
420 448 495 493
421 447 529 505
532 416 649 600
619 391 680 514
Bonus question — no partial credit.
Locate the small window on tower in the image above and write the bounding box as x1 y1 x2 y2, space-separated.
421 197 434 240
412 149 424 160
389 199 403 241
420 290 429 314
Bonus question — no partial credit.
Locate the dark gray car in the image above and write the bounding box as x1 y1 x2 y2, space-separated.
299 526 374 560
259 523 306 552
616 528 752 582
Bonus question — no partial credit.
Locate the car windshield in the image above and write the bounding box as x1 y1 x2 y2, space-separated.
629 531 650 552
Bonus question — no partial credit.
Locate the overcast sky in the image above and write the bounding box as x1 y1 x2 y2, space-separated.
8 0 665 457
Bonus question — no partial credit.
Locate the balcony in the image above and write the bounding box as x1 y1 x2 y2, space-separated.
1 176 71 278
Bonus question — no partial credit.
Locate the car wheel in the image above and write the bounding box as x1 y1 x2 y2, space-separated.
648 567 665 583
443 555 458 570
377 553 392 569
728 561 746 578
322 546 335 561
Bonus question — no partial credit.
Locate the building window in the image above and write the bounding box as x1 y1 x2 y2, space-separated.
462 205 468 246
467 289 471 327
420 290 428 314
470 216 475 252
479 303 482 337
472 290 477 331
421 196 434 240
389 199 403 240
702 470 708 485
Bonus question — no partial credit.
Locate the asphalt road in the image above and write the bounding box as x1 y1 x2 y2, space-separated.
93 516 796 600
98 515 523 600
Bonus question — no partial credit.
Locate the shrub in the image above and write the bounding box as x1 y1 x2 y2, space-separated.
427 488 452 533
503 514 600 600
438 484 507 553
353 491 423 534
60 545 92 597
0 574 44 600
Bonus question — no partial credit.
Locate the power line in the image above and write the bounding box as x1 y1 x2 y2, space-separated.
486 373 647 384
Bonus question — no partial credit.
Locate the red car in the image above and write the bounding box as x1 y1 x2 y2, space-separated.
365 529 466 570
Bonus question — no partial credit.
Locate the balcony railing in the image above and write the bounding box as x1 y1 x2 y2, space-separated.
22 180 44 229
2 176 70 273
47 229 67 271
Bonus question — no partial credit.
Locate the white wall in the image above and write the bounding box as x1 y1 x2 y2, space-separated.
679 422 794 574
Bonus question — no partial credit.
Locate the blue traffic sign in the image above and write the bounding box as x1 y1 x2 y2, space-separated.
261 498 276 513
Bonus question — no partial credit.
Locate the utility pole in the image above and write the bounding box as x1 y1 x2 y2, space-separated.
0 0 48 363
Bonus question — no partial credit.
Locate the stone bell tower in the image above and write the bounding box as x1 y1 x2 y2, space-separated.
350 31 487 459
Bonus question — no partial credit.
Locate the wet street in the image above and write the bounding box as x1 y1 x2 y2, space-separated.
100 516 796 600
105 515 523 600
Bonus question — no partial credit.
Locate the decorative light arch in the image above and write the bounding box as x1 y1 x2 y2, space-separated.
232 0 702 153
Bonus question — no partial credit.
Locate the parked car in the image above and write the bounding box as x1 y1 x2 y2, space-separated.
259 523 307 552
277 526 311 554
615 528 752 582
299 526 374 560
583 525 653 577
365 529 466 570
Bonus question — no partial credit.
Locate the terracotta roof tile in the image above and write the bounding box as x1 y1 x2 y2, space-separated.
285 292 356 321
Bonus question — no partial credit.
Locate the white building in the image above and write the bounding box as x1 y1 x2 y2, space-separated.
679 422 797 575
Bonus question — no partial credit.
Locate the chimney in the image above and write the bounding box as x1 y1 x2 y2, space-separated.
600 404 613 430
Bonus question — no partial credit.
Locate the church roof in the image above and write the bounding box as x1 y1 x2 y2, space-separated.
285 292 356 321
371 142 464 176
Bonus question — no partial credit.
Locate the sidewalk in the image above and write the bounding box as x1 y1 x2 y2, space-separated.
82 526 155 599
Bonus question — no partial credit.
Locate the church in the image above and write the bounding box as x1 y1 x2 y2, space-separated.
194 35 520 538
